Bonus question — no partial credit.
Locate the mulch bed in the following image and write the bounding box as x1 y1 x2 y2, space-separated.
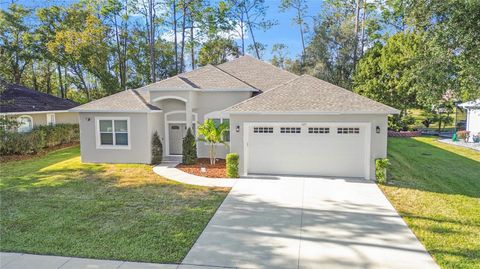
176 158 227 178
0 142 79 163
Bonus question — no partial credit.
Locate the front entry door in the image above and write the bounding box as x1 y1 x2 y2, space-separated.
169 123 186 155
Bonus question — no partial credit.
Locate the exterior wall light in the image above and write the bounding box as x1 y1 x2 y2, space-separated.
376 126 381 133
236 125 240 132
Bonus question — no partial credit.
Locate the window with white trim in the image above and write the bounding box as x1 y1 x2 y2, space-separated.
337 127 360 134
308 127 329 134
280 127 301 133
253 127 273 133
98 119 129 146
211 118 230 142
47 113 56 126
17 115 33 133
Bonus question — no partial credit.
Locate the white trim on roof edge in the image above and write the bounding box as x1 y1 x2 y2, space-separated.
69 109 162 113
0 110 72 115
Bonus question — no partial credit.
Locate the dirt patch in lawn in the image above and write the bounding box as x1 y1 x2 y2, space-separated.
176 158 227 178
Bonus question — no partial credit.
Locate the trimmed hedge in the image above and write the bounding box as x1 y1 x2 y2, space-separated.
0 124 79 155
182 128 197 165
226 153 239 178
151 131 163 164
375 158 390 184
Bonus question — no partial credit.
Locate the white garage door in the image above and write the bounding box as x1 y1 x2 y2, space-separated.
246 123 370 178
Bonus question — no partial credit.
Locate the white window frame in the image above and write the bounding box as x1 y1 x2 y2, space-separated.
46 113 56 126
17 115 33 133
95 117 131 150
204 111 230 143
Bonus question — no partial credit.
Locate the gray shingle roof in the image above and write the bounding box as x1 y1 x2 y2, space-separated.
227 75 400 114
71 89 160 112
180 65 255 89
0 82 79 113
71 56 398 114
216 55 298 91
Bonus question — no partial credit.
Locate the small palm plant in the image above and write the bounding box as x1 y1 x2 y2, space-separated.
197 119 229 165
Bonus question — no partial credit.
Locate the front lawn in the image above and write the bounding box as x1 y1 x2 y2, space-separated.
0 146 228 263
382 137 480 268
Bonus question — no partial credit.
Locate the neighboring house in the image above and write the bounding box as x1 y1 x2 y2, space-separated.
0 82 79 132
459 99 480 142
72 56 399 179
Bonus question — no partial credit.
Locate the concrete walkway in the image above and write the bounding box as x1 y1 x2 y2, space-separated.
0 252 223 269
153 162 237 188
182 175 439 269
438 138 480 151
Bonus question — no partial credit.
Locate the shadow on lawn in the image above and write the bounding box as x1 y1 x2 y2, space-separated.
0 148 227 263
387 137 480 198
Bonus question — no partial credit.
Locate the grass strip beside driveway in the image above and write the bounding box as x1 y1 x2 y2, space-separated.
0 146 228 263
381 137 480 269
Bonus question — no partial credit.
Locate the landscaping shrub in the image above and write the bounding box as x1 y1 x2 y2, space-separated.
226 153 239 178
0 124 79 155
375 158 390 184
151 131 163 164
182 127 197 164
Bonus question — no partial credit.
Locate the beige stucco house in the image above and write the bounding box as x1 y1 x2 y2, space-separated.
0 82 79 132
72 56 398 180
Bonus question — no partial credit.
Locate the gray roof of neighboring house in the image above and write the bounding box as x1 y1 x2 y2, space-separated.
0 81 79 113
216 55 298 91
226 75 400 114
71 89 160 112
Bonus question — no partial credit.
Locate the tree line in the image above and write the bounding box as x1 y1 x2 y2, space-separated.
0 0 276 102
273 0 479 130
1 0 479 129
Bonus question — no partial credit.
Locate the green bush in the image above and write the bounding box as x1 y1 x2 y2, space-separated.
226 153 239 178
151 131 163 164
375 158 391 184
0 124 79 155
182 127 197 165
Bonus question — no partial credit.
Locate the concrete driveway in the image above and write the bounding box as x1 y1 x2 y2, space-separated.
181 176 439 269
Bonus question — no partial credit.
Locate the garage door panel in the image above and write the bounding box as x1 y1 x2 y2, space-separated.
247 124 367 178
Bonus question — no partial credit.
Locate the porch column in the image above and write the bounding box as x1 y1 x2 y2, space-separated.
186 100 192 130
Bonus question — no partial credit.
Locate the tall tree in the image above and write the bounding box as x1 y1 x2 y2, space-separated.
37 6 67 98
101 0 129 90
353 33 421 117
198 38 238 66
0 4 36 84
47 5 118 100
279 0 308 63
227 0 275 59
270 43 289 69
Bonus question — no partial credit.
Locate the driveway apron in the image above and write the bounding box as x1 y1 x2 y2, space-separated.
181 176 439 269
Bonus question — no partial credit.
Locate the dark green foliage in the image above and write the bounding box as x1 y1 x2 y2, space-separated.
182 128 197 165
151 131 163 165
226 153 239 178
0 124 79 155
375 158 390 184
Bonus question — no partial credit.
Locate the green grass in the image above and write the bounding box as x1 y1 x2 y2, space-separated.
381 137 480 269
0 146 228 263
409 108 466 130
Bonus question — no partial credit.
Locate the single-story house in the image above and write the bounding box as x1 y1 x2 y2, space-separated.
459 99 480 142
0 82 79 132
72 56 399 179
